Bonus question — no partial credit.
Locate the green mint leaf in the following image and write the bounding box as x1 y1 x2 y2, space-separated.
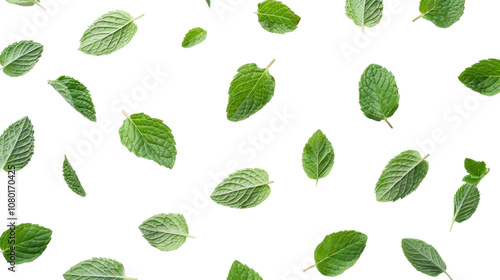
458 59 500 96
359 64 399 128
48 76 97 122
139 213 193 252
451 183 480 231
63 258 137 280
345 0 383 33
119 112 177 169
256 0 301 34
413 0 465 28
1 223 52 265
227 60 276 122
401 238 452 279
206 0 210 7
304 230 367 276
0 40 43 77
302 129 334 186
375 150 430 202
182 27 207 48
5 0 45 9
210 168 273 209
227 260 263 280
63 156 86 197
463 158 489 183
0 116 35 172
79 11 144 56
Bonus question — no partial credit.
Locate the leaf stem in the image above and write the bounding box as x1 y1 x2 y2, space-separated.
315 179 319 187
122 110 130 118
122 278 138 280
449 220 455 232
384 118 393 129
34 1 46 11
444 271 453 280
413 14 423 22
187 235 196 238
266 59 276 69
133 14 145 22
303 264 316 272
423 154 430 161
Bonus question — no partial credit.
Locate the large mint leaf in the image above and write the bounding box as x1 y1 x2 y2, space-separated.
459 59 500 96
63 156 86 197
359 64 399 128
302 130 334 186
139 213 193 252
256 0 301 34
375 150 429 202
182 27 207 48
227 60 276 122
402 238 452 279
48 76 97 122
119 112 177 169
345 0 383 33
79 10 144 56
64 258 137 280
227 260 263 280
414 0 465 28
304 230 367 277
210 168 273 209
0 116 35 172
0 40 43 77
0 223 52 264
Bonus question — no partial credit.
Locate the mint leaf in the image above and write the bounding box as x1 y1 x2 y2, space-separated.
359 64 399 128
375 150 430 202
227 60 276 122
302 129 334 186
345 0 383 33
63 156 86 197
0 40 43 77
64 258 137 280
210 168 273 209
139 213 193 252
5 0 45 9
413 0 465 28
119 112 177 169
458 59 500 96
463 158 489 184
304 230 367 277
401 238 453 279
206 0 210 7
256 0 301 34
228 260 263 280
79 11 144 56
48 76 97 122
0 223 52 265
0 116 35 172
182 27 207 48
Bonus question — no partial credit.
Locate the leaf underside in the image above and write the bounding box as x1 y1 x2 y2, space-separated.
227 260 263 280
182 27 207 48
401 238 448 277
0 116 35 172
375 150 429 202
257 0 301 34
211 168 272 209
345 0 384 30
49 76 97 122
6 0 40 7
0 40 43 77
63 156 87 197
459 59 500 96
302 129 335 185
0 223 52 264
418 0 465 28
139 213 190 252
63 258 131 280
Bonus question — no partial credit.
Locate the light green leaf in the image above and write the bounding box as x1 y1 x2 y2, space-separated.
79 10 144 56
345 0 383 33
211 168 273 209
139 213 193 252
304 230 367 277
375 150 429 202
5 0 44 9
451 183 480 231
182 27 207 48
63 258 137 280
63 156 86 197
256 0 301 34
458 59 500 96
359 64 399 128
413 0 465 28
401 238 452 279
0 40 43 77
228 260 263 280
48 76 97 122
119 112 177 169
1 223 52 265
302 130 334 186
206 0 210 7
227 60 276 122
0 116 35 172
463 158 489 185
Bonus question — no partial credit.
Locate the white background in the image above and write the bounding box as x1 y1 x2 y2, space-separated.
0 0 499 279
